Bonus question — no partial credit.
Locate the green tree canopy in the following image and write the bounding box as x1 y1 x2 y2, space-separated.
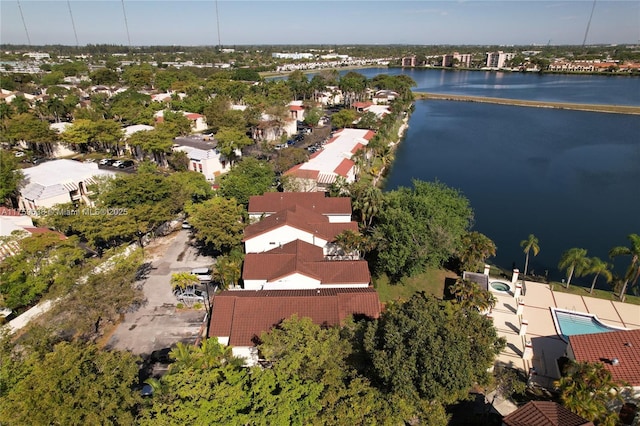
0 149 24 206
0 341 141 425
330 108 357 129
186 196 246 254
216 157 276 206
373 180 473 279
363 293 504 405
215 126 253 166
0 233 85 310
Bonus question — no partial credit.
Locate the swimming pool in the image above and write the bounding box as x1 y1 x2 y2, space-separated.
551 308 628 341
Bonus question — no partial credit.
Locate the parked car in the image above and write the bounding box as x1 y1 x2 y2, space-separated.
99 158 115 166
118 160 134 168
14 151 25 158
190 268 212 282
112 160 124 167
181 221 192 229
176 289 205 304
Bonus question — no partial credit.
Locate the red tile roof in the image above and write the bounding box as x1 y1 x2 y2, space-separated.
248 192 351 217
208 288 381 346
334 158 355 177
242 205 357 242
243 240 370 285
289 105 304 111
351 142 365 154
502 401 593 426
568 329 640 387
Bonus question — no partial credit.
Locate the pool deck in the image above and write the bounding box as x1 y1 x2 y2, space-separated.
490 279 640 389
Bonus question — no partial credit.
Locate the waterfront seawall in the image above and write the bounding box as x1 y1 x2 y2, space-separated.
413 92 640 115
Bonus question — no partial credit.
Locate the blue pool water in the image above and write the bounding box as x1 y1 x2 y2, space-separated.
553 310 625 340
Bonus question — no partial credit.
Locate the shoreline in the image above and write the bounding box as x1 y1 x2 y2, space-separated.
413 92 640 115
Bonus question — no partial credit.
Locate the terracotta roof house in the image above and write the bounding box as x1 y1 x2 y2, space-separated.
242 204 357 254
247 192 352 223
208 288 381 365
242 239 370 290
284 128 375 192
567 329 640 390
502 401 593 426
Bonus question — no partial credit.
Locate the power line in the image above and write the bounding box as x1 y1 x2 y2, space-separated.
121 0 132 47
215 0 222 50
582 0 597 48
16 0 32 46
67 0 80 47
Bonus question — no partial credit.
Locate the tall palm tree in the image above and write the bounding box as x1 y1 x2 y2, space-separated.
558 248 589 288
450 279 496 312
609 233 640 301
585 257 613 294
458 231 497 273
555 361 623 426
519 234 540 276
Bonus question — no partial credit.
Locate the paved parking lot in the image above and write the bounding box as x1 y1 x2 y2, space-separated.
106 229 214 356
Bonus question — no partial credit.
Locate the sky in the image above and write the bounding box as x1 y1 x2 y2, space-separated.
0 0 638 47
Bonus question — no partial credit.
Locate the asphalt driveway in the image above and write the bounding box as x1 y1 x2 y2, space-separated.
106 229 214 356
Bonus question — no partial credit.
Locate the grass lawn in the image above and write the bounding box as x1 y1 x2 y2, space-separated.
546 281 640 306
373 268 459 304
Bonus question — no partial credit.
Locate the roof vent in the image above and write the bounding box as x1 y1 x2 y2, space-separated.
624 342 632 347
611 358 620 366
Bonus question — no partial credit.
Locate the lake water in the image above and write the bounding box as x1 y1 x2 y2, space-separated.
377 69 640 285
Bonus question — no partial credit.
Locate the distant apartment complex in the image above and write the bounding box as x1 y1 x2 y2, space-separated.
442 52 472 68
485 51 516 69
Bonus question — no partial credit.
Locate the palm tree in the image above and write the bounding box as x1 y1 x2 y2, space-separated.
609 233 640 301
519 234 540 277
585 257 613 294
352 185 383 228
558 248 589 288
450 279 496 312
213 252 243 290
555 361 624 426
458 231 497 273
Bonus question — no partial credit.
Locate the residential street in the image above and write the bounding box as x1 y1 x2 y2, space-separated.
106 228 214 356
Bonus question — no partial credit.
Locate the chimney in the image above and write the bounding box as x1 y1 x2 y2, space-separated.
611 358 619 366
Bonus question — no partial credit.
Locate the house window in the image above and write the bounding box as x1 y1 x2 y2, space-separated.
198 164 203 173
192 162 197 171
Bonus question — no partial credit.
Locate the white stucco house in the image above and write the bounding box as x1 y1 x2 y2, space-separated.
172 138 235 181
242 239 370 290
242 204 358 255
18 159 117 212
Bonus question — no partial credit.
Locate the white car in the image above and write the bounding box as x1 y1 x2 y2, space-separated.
176 289 205 304
112 160 124 167
14 151 25 158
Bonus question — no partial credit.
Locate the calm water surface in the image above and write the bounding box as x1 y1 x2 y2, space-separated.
384 99 640 284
